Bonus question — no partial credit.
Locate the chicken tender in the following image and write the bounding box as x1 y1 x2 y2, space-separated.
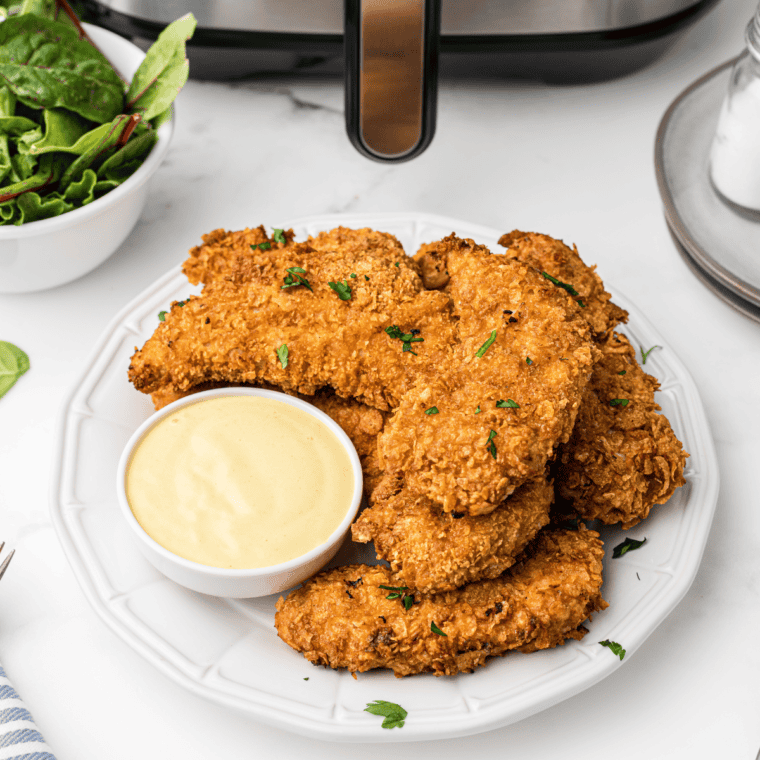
555 331 688 528
378 236 596 515
352 476 552 594
275 527 607 677
498 230 628 338
128 228 456 411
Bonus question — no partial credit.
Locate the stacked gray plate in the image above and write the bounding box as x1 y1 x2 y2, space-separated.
655 57 760 323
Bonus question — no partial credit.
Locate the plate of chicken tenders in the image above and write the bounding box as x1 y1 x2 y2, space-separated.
51 213 717 741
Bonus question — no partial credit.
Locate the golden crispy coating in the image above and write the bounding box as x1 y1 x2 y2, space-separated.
352 476 553 594
129 228 455 411
498 230 628 338
378 236 596 515
131 228 596 515
275 527 607 677
555 331 688 528
183 226 300 286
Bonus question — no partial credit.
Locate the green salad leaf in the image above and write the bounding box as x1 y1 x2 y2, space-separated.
126 13 196 122
0 340 30 399
0 9 195 225
0 15 124 122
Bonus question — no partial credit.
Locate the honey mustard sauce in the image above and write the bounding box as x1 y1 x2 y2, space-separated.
125 396 355 569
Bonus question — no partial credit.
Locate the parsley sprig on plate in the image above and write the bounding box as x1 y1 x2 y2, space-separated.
365 700 407 729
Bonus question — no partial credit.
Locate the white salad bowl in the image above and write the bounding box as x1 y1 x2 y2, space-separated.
0 23 174 294
116 387 364 599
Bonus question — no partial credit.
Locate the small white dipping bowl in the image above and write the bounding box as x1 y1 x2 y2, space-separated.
116 387 364 598
0 23 174 294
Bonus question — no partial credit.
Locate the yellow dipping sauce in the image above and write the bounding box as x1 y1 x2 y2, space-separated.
125 395 356 569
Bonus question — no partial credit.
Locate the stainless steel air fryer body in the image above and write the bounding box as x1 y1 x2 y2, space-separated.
83 0 718 161
83 0 705 35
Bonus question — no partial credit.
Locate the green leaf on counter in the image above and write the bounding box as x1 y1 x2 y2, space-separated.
0 340 30 399
0 15 124 123
126 13 197 122
364 700 407 729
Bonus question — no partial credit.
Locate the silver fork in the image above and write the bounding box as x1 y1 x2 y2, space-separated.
0 542 14 582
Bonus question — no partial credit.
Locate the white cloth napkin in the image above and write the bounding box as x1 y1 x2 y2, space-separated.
0 663 57 759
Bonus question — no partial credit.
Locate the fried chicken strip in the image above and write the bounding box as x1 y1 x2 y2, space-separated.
275 527 607 677
352 476 553 593
378 235 597 514
555 331 688 528
129 228 456 411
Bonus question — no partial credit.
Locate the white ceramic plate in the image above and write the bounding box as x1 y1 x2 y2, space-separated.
50 213 718 742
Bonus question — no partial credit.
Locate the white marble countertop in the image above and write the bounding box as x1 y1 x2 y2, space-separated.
2 1 760 757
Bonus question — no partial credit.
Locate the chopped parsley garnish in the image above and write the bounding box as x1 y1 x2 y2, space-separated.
273 228 287 244
379 585 413 609
275 344 289 369
431 622 447 637
609 398 629 408
542 271 579 296
158 300 186 321
496 399 519 409
385 325 424 355
475 406 481 414
251 241 272 251
303 677 309 681
577 299 586 308
425 406 439 415
394 262 399 267
379 584 408 597
612 537 646 558
618 370 627 375
350 272 357 278
364 275 370 281
526 357 533 365
640 344 661 364
485 429 497 459
281 266 312 292
476 329 497 358
328 280 352 300
365 700 407 729
599 639 626 660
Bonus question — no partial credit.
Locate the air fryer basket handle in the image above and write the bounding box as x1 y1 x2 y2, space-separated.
345 0 441 163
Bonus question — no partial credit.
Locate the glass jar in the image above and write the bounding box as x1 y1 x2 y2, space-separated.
709 3 760 211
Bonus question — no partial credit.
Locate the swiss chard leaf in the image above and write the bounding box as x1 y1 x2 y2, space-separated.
25 107 91 154
62 167 97 204
97 128 157 181
126 14 196 121
0 15 124 123
0 340 30 399
16 187 72 222
0 115 39 136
